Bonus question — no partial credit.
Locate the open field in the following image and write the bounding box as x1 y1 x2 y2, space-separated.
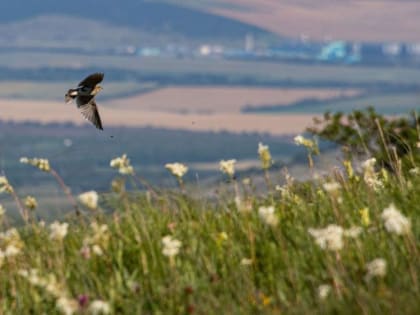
111 86 360 113
246 91 420 115
208 0 420 42
0 98 316 135
0 81 157 100
2 53 420 87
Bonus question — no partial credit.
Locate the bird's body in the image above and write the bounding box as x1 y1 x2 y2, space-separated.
65 73 104 130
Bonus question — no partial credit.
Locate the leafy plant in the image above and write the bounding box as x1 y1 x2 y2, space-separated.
307 107 420 170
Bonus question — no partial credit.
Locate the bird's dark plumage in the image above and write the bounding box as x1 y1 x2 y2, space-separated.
78 73 104 88
65 73 104 130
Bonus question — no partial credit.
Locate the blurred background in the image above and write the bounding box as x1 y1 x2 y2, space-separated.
1 0 420 214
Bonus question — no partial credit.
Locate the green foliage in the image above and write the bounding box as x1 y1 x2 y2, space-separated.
308 107 420 170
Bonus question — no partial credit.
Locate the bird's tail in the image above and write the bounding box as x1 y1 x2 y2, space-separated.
65 89 78 103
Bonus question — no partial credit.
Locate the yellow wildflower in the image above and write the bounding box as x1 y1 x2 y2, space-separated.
359 207 370 226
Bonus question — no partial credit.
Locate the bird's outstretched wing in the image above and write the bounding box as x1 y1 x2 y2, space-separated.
78 73 104 88
78 99 103 130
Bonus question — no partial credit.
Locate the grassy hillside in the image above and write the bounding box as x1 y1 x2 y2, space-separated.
203 0 420 42
0 137 418 314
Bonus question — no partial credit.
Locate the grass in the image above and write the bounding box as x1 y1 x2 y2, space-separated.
0 141 419 314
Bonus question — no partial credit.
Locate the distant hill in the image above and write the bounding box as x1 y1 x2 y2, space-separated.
0 0 270 40
203 0 420 42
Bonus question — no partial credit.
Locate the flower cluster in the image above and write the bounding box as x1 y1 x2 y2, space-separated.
308 224 344 251
258 206 278 227
365 258 387 280
361 158 383 191
56 297 79 315
89 300 112 314
322 181 341 194
110 154 134 175
78 191 98 210
294 135 319 154
49 221 69 242
381 204 411 235
162 235 182 258
0 176 14 194
165 162 188 178
258 142 272 169
20 157 51 172
317 284 331 300
81 222 110 258
0 228 24 262
219 159 236 177
19 269 111 314
235 196 253 213
24 195 38 210
308 224 364 251
19 269 67 298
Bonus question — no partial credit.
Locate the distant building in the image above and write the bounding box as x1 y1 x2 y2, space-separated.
317 41 360 63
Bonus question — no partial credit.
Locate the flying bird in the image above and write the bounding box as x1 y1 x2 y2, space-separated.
65 73 104 130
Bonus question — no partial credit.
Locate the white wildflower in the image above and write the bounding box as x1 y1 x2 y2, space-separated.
381 204 411 235
317 284 331 300
81 222 110 258
219 159 236 177
49 221 69 242
365 258 387 280
0 176 14 194
322 181 341 194
0 250 4 268
20 157 51 172
258 206 278 227
409 167 420 175
294 135 318 153
343 226 363 238
165 162 188 178
240 258 253 266
0 228 23 256
258 142 272 169
92 244 103 256
162 235 182 257
56 297 78 315
235 196 252 213
78 191 98 210
308 224 344 251
24 195 38 210
4 244 21 257
89 300 111 314
0 204 5 218
110 154 134 175
362 158 383 191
